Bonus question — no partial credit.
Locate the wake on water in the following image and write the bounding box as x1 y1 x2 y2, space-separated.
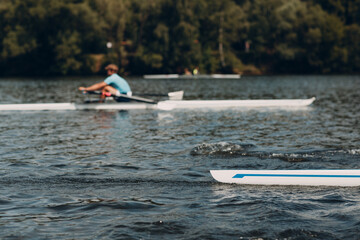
190 142 360 163
190 142 255 156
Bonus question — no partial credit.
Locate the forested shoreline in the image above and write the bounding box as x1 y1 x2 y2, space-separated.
1 0 359 76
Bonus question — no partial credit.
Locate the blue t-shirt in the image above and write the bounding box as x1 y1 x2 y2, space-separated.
104 74 131 94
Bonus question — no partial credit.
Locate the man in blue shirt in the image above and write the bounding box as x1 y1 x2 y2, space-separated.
78 64 132 97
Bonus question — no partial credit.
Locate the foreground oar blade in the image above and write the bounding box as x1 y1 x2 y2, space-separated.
210 169 360 186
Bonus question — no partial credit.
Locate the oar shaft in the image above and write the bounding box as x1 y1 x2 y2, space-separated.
134 93 168 97
84 90 102 95
81 90 183 102
85 91 165 97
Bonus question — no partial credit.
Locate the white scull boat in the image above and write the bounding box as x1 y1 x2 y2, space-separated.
210 169 360 186
0 97 315 111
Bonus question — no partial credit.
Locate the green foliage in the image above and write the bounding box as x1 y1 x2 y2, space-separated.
0 0 359 76
1 25 37 58
345 24 360 72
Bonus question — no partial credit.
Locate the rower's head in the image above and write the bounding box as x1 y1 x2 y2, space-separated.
105 64 119 75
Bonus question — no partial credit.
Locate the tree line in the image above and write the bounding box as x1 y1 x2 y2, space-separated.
0 0 359 76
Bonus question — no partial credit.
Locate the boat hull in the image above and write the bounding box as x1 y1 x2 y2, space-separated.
210 169 360 186
0 102 157 111
0 97 315 111
166 97 315 109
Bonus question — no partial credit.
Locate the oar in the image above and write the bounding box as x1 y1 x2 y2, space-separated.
82 90 102 95
82 91 156 103
132 90 183 100
81 91 176 110
112 94 177 111
114 94 156 103
83 90 183 100
114 94 178 110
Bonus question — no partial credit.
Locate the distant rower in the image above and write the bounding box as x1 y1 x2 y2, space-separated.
78 64 132 98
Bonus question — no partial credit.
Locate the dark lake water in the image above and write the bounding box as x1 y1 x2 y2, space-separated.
0 75 359 239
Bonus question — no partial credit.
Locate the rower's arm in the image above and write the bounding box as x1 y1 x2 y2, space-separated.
79 81 107 91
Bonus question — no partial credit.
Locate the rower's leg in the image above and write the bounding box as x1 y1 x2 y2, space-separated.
102 85 118 96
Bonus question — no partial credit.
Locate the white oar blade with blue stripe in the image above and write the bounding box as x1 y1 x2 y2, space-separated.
210 170 360 186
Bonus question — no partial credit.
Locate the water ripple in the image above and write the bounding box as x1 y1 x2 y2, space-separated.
0 76 360 239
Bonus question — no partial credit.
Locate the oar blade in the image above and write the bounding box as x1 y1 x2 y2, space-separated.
168 91 184 100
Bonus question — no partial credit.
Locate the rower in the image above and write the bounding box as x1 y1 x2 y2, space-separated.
78 64 132 100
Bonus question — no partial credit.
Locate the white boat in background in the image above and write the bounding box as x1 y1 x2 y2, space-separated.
211 74 241 79
143 74 241 79
0 97 315 111
210 169 360 186
143 74 180 79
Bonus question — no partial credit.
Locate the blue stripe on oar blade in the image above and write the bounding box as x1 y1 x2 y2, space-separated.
233 174 360 179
